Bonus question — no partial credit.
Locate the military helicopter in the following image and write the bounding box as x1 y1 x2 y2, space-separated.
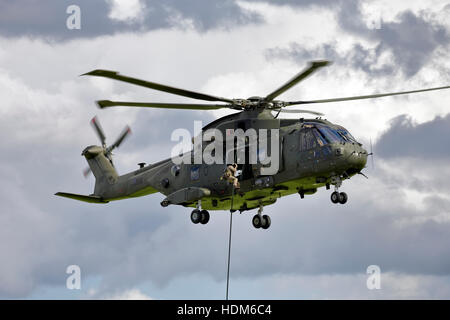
56 60 450 230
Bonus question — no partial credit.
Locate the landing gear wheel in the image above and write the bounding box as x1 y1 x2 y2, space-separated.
200 210 210 224
252 214 262 229
190 209 202 224
338 192 348 204
331 191 340 204
261 215 271 229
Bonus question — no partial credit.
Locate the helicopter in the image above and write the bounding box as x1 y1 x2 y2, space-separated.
55 60 450 230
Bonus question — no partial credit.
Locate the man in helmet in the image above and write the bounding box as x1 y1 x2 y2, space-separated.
221 163 240 189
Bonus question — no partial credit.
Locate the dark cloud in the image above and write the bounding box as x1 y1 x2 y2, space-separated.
152 0 262 30
246 0 340 9
265 0 449 78
3 0 448 80
339 2 450 77
377 11 449 77
370 112 450 196
0 0 261 40
0 0 116 40
265 42 395 77
376 113 450 159
229 199 450 277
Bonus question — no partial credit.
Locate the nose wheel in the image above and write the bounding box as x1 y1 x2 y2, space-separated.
331 191 347 204
330 176 348 204
252 205 271 230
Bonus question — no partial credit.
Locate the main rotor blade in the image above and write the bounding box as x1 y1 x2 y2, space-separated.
275 109 324 116
90 116 106 146
287 85 450 105
83 69 234 103
265 60 330 102
96 100 237 110
108 125 131 152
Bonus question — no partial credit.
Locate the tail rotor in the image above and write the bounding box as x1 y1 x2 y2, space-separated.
83 116 131 177
105 125 132 165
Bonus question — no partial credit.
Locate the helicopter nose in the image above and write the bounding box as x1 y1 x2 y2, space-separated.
347 145 368 171
335 143 367 174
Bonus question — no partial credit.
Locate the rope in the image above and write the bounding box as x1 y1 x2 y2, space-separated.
226 184 235 300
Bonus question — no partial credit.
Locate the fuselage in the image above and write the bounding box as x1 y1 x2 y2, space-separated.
98 110 368 213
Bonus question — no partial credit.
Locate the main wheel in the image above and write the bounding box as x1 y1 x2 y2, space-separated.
252 214 262 229
331 191 340 204
190 209 202 224
339 192 348 204
200 210 210 224
261 215 271 229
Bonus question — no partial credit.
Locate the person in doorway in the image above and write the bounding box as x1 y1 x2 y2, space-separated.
221 163 240 189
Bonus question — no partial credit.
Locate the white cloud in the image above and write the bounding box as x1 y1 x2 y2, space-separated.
107 0 146 23
360 0 450 25
88 288 152 300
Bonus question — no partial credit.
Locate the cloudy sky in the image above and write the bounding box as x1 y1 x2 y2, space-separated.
0 0 450 299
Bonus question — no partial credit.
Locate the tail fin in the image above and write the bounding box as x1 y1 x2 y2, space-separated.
82 145 118 195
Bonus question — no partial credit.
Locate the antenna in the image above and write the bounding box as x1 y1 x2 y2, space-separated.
369 138 375 169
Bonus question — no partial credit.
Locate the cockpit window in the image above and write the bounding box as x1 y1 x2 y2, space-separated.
300 125 357 150
337 129 357 143
299 128 329 150
300 129 318 150
317 126 342 143
312 128 327 146
316 126 357 143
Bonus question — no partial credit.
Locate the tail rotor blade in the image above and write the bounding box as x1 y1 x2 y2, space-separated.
108 125 131 152
90 116 106 146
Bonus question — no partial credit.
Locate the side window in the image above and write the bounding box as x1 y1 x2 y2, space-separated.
312 128 327 146
305 129 317 150
190 166 200 181
299 129 318 151
299 130 307 151
298 129 316 151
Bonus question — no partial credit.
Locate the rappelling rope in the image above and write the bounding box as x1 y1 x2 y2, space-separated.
226 184 235 300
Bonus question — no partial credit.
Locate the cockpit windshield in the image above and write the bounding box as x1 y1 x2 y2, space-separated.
316 126 358 144
336 129 357 143
299 125 358 151
316 126 342 143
